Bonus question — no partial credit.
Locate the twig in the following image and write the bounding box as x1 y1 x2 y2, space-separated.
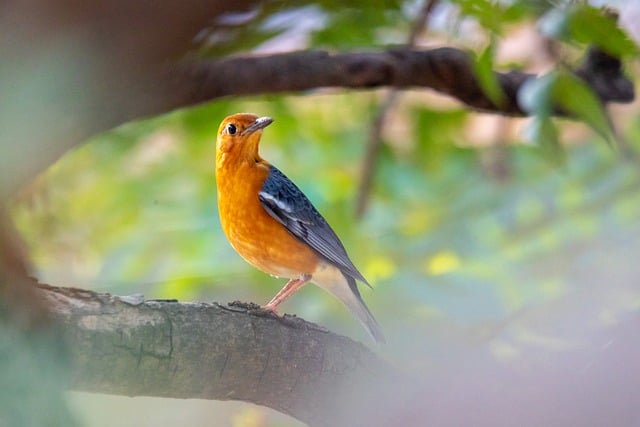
355 0 439 218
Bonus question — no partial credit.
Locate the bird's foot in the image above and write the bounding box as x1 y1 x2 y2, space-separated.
260 302 281 314
227 300 282 318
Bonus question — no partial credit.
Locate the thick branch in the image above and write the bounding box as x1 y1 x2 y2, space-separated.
167 47 634 115
38 284 397 427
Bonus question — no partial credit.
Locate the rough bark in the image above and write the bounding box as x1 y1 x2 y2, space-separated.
38 284 397 427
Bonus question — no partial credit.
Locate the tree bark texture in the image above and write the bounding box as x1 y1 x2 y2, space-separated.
39 284 396 427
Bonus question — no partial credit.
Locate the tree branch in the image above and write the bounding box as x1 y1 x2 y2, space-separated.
167 46 634 115
38 284 396 427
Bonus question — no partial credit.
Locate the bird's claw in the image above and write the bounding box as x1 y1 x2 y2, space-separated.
227 300 282 318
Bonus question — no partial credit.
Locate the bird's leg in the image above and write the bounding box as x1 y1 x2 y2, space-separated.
262 274 311 312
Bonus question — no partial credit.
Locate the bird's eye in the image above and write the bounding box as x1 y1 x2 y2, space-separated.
226 124 237 135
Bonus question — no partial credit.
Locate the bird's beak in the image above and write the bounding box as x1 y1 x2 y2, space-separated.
242 116 274 135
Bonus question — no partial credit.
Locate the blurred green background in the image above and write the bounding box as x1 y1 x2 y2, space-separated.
7 0 640 426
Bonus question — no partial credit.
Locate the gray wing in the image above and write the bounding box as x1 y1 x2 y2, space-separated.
259 165 370 287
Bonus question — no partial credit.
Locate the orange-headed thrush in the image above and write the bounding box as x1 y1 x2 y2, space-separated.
215 113 384 343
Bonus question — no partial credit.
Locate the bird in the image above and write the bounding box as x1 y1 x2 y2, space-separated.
215 113 384 343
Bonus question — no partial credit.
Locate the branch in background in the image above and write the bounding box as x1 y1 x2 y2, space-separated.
168 46 634 117
39 284 399 427
356 0 438 218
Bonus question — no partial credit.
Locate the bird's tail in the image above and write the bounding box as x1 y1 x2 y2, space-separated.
341 274 386 344
313 264 385 344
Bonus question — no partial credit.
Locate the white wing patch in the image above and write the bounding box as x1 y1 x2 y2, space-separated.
258 190 292 213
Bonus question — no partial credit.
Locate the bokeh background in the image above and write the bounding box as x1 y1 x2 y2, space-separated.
6 0 640 425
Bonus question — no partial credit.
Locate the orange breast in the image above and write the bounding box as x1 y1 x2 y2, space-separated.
216 159 319 278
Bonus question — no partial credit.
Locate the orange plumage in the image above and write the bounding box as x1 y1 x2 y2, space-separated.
215 113 384 343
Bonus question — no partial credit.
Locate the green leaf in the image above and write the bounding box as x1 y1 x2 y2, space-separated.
520 71 614 144
456 0 506 34
568 6 639 58
539 5 639 58
522 116 565 167
518 72 555 116
473 38 506 108
551 72 614 144
519 73 565 163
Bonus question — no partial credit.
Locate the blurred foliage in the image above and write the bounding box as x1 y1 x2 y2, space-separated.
199 0 408 56
539 3 639 58
0 323 77 426
6 0 640 426
473 36 506 108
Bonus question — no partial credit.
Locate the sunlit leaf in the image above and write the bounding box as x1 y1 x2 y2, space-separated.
363 255 397 284
424 251 462 276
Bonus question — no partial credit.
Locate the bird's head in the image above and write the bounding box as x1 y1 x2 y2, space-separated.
216 113 274 165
